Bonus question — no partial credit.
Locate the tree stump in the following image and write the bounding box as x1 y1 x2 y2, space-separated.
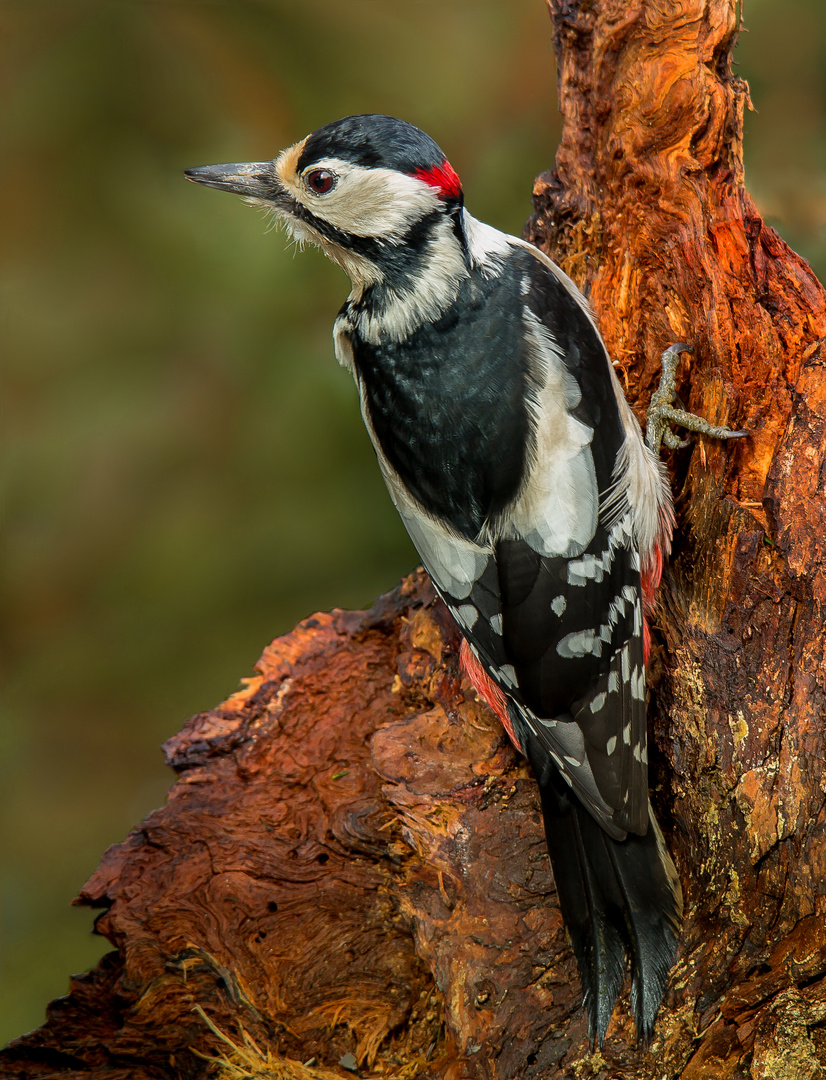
4 1 826 1078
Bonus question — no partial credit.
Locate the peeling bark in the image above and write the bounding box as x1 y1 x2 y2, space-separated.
4 1 826 1078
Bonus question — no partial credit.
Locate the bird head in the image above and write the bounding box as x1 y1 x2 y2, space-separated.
185 114 465 290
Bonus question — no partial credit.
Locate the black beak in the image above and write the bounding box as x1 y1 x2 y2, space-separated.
184 161 285 202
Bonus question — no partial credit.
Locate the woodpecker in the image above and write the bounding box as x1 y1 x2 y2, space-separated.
185 115 742 1044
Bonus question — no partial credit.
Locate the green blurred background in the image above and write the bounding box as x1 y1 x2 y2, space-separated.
1 0 824 1045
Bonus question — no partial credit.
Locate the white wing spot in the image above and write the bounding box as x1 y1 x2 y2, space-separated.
560 591 637 659
607 671 620 693
567 512 634 587
551 595 567 617
623 723 632 745
567 553 605 585
454 604 478 629
606 735 617 756
564 755 582 768
489 613 503 635
497 664 518 688
631 666 647 701
557 629 602 658
590 692 607 713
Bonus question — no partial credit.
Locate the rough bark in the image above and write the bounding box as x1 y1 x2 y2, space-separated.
4 1 826 1078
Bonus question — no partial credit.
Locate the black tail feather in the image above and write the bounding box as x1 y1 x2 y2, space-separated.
604 811 683 1041
529 746 682 1044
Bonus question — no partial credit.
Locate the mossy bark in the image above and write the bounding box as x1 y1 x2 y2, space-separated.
4 2 826 1078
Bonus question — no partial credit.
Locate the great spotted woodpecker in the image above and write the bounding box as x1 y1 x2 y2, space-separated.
186 115 742 1044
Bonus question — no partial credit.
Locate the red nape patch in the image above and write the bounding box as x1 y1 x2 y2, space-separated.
411 159 463 201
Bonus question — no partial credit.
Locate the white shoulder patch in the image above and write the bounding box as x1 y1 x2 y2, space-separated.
496 232 673 567
502 308 598 557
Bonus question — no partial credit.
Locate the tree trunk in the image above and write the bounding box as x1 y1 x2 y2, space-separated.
5 2 826 1078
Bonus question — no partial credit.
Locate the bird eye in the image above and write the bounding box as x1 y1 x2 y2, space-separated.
305 169 337 195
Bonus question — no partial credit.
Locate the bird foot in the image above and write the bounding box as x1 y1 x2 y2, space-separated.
645 343 747 454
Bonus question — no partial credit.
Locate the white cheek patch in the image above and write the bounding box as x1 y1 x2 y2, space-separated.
281 156 443 242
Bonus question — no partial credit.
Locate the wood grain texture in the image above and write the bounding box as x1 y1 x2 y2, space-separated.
4 1 826 1077
1 575 589 1078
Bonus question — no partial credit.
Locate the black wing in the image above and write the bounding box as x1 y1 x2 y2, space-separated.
441 247 649 837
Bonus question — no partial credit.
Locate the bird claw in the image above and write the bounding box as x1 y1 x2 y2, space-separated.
645 343 748 455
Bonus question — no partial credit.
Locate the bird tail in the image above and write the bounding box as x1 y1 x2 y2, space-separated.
528 750 683 1045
